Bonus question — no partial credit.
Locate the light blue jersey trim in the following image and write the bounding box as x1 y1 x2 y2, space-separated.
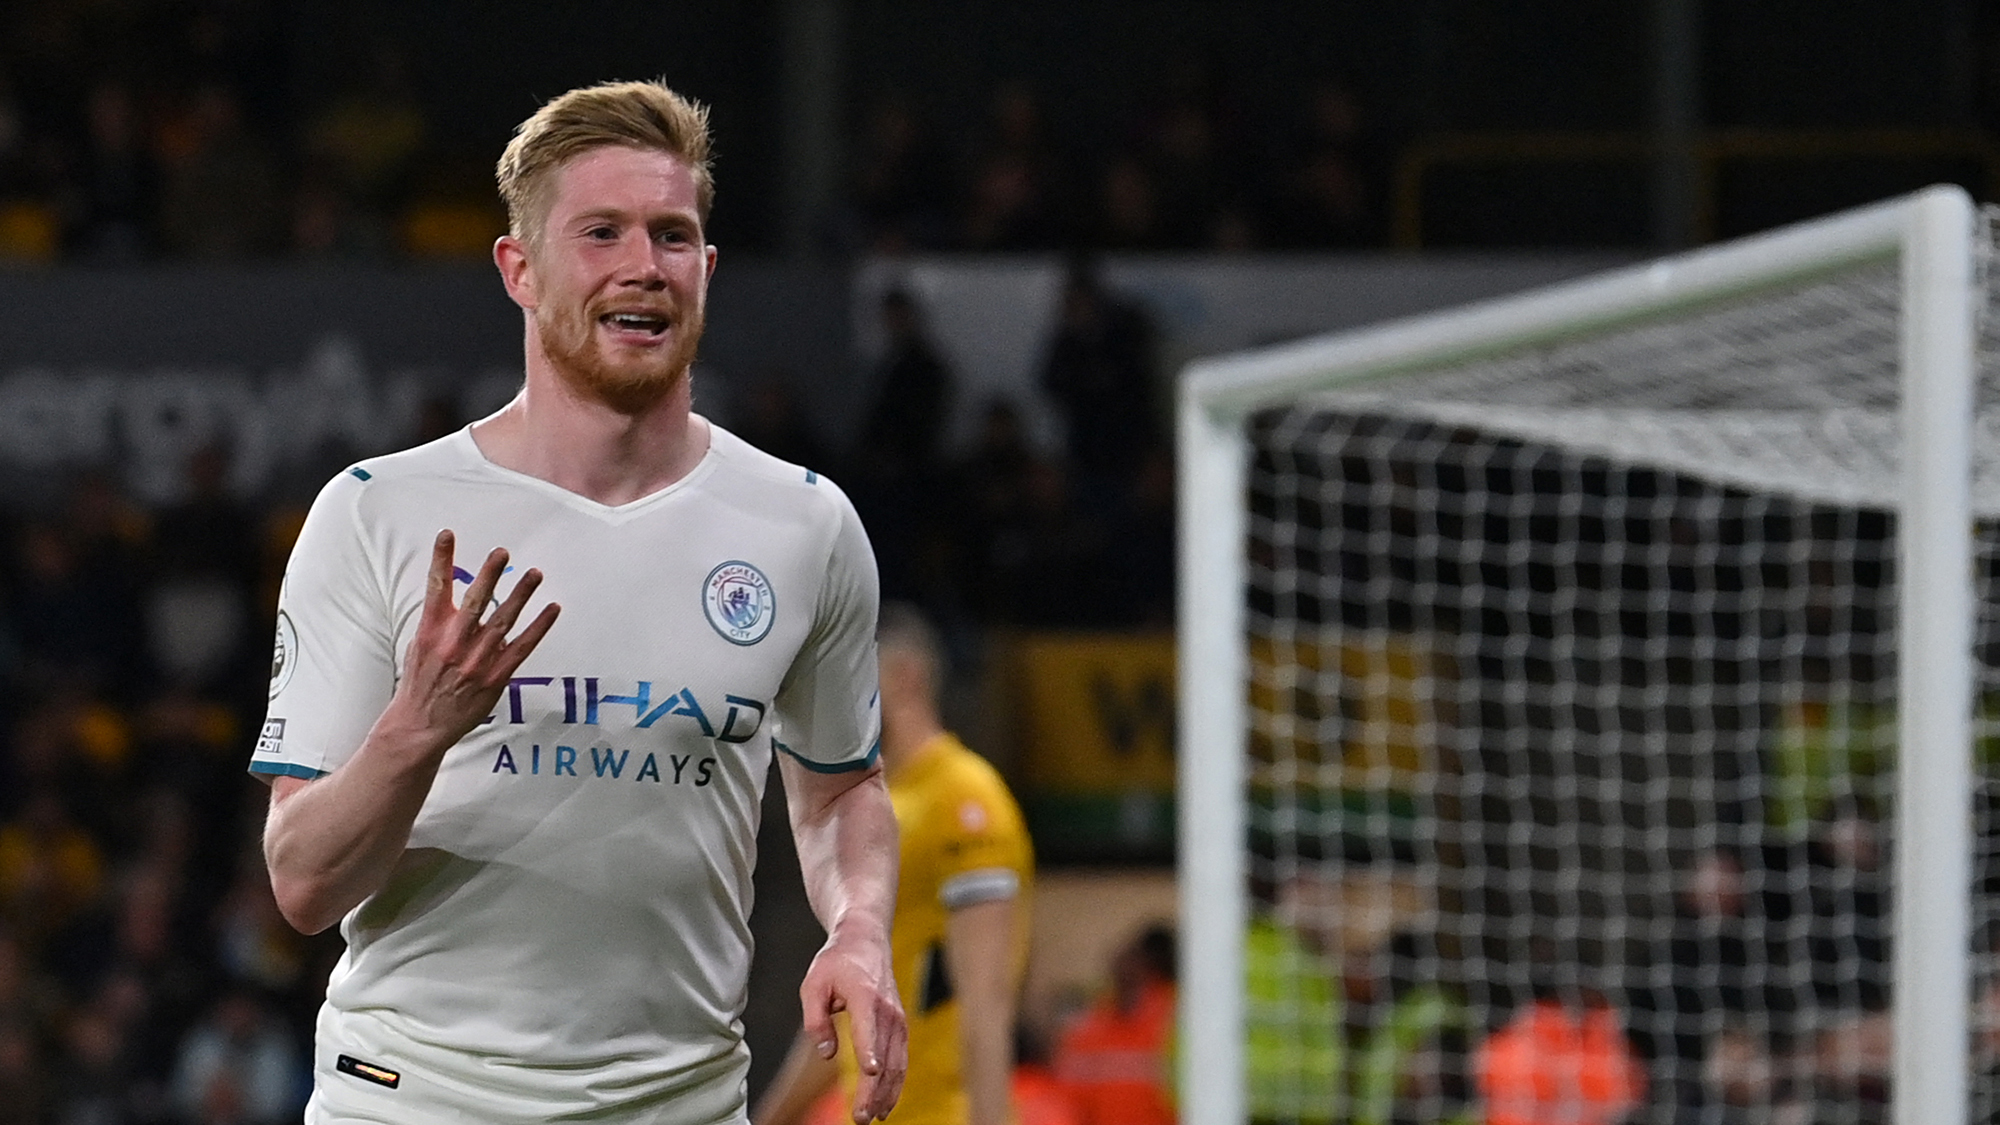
775 738 880 774
248 761 329 780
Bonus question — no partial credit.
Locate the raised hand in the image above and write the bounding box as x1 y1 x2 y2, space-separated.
799 925 908 1124
395 529 561 749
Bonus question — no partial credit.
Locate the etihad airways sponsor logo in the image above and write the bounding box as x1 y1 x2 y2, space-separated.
485 677 767 743
489 743 717 786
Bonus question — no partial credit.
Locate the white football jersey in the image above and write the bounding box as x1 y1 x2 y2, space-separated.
253 423 881 1124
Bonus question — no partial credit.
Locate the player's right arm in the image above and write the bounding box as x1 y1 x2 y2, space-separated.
263 529 557 934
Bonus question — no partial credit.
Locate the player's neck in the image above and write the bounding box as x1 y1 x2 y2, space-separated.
470 368 709 506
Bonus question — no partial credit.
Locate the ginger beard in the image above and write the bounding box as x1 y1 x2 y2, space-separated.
534 285 706 415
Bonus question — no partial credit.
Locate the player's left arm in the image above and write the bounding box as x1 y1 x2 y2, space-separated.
784 757 907 1125
947 894 1026 1125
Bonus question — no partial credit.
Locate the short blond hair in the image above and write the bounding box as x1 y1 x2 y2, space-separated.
496 79 715 247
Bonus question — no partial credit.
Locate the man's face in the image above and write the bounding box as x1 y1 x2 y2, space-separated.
506 145 716 412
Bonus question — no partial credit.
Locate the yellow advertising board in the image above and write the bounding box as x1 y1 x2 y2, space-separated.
1010 629 1443 793
1014 632 1178 793
1247 631 1443 791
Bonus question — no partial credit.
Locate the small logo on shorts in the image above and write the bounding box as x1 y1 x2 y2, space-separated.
336 1053 400 1089
703 561 775 645
269 611 298 700
256 718 286 756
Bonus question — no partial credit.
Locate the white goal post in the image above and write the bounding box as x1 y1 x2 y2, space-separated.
1178 186 1980 1125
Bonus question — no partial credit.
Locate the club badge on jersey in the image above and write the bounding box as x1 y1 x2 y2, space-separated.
703 560 775 645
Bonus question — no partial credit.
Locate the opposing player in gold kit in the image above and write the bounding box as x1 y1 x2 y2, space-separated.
757 604 1033 1125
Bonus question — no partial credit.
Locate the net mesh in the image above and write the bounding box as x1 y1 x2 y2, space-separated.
1240 220 2000 1125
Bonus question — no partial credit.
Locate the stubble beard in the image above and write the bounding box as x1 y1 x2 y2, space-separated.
536 296 706 415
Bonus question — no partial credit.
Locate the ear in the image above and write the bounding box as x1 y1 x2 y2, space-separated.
704 242 719 282
494 234 539 311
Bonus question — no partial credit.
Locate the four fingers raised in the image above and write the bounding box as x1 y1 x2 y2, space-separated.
425 530 560 666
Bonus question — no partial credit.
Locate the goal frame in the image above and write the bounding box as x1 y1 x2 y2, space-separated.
1176 184 1979 1125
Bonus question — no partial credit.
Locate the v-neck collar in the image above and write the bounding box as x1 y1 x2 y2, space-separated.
453 422 723 521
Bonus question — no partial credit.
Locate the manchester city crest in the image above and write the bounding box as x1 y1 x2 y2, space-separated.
703 560 775 645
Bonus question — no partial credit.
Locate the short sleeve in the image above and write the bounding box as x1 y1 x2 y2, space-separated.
771 483 881 773
935 768 1033 910
249 471 396 780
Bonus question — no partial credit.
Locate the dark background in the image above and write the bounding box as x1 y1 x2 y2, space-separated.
0 1 1992 1122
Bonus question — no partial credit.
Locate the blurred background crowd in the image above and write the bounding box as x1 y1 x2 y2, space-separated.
4 0 1994 265
0 3 1392 264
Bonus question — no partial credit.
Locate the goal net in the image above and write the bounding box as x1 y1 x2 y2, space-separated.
1177 187 1991 1125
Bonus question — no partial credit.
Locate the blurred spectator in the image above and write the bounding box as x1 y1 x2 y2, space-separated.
1805 795 1887 1013
1037 260 1161 491
961 82 1069 250
1701 1024 1783 1120
985 459 1118 628
291 163 384 260
0 927 61 1040
1053 923 1176 1125
1015 1022 1085 1125
92 965 190 1115
1473 964 1645 1125
0 785 105 947
8 518 145 696
1972 948 2000 1124
6 693 134 848
1629 844 1811 1118
848 95 956 252
1109 445 1174 627
409 392 466 448
849 288 957 603
1243 870 1343 1125
295 42 425 259
156 84 283 259
121 700 247 926
1799 797 1890 1123
52 993 141 1125
1129 63 1244 250
0 73 30 197
0 1015 49 1125
63 81 158 261
146 441 259 696
1092 154 1164 251
213 861 306 997
169 984 303 1125
1269 78 1387 248
1808 1008 1890 1123
65 471 151 586
947 398 1043 621
46 858 212 1108
731 376 830 473
856 289 954 478
305 42 426 203
1341 930 1472 1124
0 67 61 262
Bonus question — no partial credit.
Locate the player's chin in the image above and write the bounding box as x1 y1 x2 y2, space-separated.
619 366 690 404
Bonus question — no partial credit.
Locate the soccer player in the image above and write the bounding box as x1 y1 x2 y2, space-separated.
252 79 906 1125
752 604 1033 1125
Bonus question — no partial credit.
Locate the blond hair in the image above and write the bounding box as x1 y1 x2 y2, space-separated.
496 79 715 247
